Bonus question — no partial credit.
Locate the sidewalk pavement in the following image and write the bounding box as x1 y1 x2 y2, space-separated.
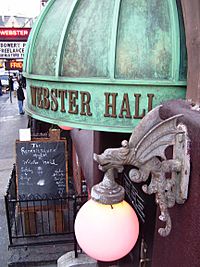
0 93 58 267
0 93 93 267
0 92 28 267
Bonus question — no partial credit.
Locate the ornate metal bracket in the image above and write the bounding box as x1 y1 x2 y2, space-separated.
92 106 190 237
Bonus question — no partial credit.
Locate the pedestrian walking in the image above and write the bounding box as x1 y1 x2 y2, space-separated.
21 75 26 89
9 75 14 91
17 82 25 115
9 75 14 103
13 75 19 97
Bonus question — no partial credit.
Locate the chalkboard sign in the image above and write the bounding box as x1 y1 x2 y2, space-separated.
16 139 67 198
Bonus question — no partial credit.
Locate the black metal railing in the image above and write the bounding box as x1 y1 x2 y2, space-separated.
123 172 145 223
4 164 17 245
4 165 88 251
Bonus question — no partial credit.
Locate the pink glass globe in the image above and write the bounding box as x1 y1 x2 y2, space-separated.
75 199 139 262
59 125 73 130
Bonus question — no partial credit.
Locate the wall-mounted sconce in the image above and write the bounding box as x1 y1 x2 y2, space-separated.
75 167 139 262
74 105 190 261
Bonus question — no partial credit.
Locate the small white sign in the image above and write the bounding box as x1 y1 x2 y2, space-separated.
0 41 27 59
0 67 5 75
19 128 31 141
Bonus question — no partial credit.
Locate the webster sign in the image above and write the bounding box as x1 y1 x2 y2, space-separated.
25 79 186 133
30 86 155 119
0 28 31 60
0 28 31 41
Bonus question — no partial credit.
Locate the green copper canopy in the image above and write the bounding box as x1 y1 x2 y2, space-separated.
23 0 187 132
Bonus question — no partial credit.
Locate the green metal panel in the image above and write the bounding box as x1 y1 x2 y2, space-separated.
116 0 172 80
61 0 115 78
176 0 187 80
31 0 75 76
23 0 187 132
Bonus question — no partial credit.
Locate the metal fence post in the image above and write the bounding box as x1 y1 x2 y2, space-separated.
4 194 13 245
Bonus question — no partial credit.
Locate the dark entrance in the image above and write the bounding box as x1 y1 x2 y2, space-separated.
123 169 157 267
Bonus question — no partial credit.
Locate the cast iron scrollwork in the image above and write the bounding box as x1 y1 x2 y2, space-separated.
93 106 190 237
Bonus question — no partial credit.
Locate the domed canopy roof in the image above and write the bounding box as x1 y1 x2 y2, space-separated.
23 0 187 132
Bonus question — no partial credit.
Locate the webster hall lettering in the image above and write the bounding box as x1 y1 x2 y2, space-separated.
30 86 154 119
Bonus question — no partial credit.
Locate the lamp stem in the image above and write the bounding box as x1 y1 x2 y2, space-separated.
91 168 125 205
101 168 116 188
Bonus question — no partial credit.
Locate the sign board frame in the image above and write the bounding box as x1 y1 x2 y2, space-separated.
15 138 68 200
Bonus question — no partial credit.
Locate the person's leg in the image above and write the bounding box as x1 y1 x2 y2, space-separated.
21 100 24 113
18 100 24 114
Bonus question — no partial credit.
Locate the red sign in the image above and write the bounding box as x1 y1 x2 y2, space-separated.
0 28 31 41
5 60 23 71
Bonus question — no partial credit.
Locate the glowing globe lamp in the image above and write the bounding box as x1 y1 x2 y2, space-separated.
75 199 139 262
59 125 73 130
74 169 139 262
